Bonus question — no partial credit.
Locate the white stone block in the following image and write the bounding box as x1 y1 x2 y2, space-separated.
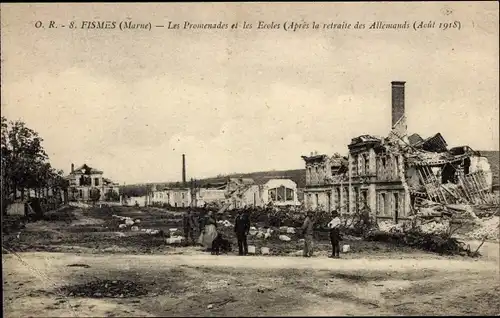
248 245 256 254
279 235 291 242
342 244 350 253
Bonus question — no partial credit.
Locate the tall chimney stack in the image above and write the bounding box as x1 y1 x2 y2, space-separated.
391 81 406 128
182 154 186 185
71 163 74 173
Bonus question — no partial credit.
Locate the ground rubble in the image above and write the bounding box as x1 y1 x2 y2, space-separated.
59 279 149 298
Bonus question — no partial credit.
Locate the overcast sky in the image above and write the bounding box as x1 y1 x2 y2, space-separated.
1 2 498 184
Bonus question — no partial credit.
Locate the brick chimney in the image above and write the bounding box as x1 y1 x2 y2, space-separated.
182 154 186 185
71 163 74 173
391 81 406 128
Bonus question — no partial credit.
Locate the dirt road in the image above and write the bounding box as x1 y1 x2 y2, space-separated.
3 206 499 317
3 251 499 317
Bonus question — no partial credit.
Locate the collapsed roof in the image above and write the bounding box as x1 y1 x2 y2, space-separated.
68 164 103 175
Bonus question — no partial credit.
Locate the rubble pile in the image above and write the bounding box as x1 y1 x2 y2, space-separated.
384 130 498 221
365 227 472 256
418 220 450 235
378 220 404 233
216 220 233 228
111 214 165 236
465 216 499 241
61 279 149 298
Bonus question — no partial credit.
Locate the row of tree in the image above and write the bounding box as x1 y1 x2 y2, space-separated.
1 116 69 206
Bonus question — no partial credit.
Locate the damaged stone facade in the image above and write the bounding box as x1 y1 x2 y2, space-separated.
302 81 496 222
66 163 120 202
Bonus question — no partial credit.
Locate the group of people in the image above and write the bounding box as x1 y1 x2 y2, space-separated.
182 209 250 256
182 208 344 259
301 210 342 258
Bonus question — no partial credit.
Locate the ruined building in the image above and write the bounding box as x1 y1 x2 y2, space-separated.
302 81 496 222
151 154 301 209
66 163 120 202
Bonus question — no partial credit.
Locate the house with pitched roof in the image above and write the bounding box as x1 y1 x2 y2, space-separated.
66 163 119 202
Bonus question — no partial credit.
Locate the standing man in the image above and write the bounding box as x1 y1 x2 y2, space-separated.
234 209 250 256
328 210 342 258
360 202 372 231
183 209 196 246
301 210 315 257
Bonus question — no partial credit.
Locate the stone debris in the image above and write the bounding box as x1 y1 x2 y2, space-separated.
342 244 351 253
144 229 160 235
261 247 270 255
279 226 289 233
248 245 256 254
286 227 296 234
279 235 291 242
165 235 185 245
419 221 450 235
217 220 233 227
466 216 499 241
131 226 139 232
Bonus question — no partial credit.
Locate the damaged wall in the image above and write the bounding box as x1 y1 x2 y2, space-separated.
470 156 493 189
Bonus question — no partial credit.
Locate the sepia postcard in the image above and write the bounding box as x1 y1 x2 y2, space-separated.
1 2 499 317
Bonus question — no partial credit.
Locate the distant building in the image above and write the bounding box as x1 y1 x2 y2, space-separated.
122 195 150 207
260 178 301 207
66 163 119 202
151 177 300 209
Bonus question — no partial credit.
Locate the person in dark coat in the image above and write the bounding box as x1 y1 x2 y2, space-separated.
183 209 197 246
234 209 250 256
327 210 342 258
